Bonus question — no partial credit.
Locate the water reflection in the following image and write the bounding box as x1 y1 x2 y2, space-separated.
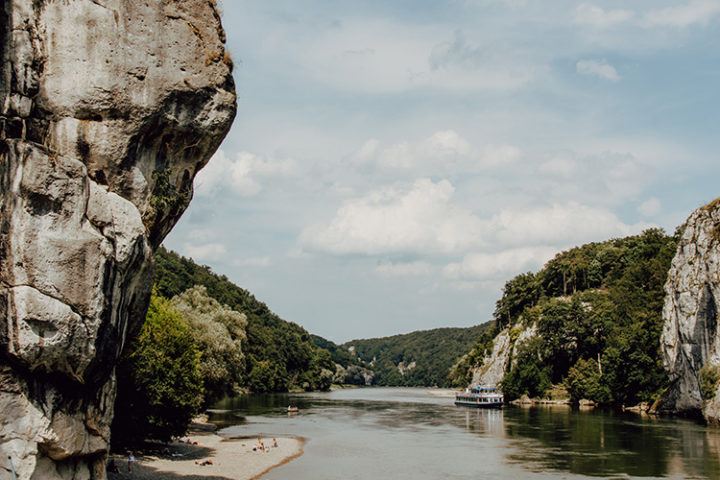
209 389 720 479
459 408 505 437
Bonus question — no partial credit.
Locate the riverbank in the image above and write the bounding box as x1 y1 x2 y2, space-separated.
107 431 304 480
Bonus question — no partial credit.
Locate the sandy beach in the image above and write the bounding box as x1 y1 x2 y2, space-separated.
107 432 304 480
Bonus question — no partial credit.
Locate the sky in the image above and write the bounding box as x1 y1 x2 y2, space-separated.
164 0 720 343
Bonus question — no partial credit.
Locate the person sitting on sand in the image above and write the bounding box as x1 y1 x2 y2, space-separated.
254 438 265 452
272 438 278 448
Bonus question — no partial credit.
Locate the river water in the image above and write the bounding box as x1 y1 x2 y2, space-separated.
209 388 720 479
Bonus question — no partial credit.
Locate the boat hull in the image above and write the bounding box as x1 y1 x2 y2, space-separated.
454 400 503 408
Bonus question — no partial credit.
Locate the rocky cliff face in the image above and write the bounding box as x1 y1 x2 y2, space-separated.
656 200 720 421
0 1 236 478
471 323 536 386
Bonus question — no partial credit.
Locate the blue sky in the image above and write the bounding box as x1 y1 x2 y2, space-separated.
164 0 720 342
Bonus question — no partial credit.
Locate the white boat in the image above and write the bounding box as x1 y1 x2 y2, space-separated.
454 385 503 408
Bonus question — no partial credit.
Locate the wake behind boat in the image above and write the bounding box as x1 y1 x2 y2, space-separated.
455 385 503 408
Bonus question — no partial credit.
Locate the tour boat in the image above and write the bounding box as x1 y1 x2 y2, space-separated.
454 385 504 408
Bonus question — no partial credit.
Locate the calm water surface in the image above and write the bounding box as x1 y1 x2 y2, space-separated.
209 388 720 479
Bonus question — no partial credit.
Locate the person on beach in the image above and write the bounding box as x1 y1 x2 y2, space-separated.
272 438 278 448
255 438 265 452
128 452 135 473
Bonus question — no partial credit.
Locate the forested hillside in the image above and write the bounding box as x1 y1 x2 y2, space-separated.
453 228 678 406
154 247 335 393
314 323 493 387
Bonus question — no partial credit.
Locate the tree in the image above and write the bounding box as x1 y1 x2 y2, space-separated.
171 285 247 405
112 291 204 445
494 273 540 327
566 358 609 403
246 360 284 393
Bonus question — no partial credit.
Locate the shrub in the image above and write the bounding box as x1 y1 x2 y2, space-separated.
699 364 720 400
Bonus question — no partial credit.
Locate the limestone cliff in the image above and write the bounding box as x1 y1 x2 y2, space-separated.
0 1 236 478
655 200 720 421
470 323 537 386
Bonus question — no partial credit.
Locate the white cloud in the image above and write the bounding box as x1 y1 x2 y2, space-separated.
355 139 380 160
281 21 538 94
186 229 215 243
299 178 486 255
376 261 432 277
194 149 297 197
490 202 649 246
638 197 662 217
480 144 522 167
573 4 635 29
576 59 620 82
182 242 227 261
233 256 272 267
426 30 538 91
299 166 651 260
539 156 577 178
378 142 414 169
352 130 520 176
642 0 720 28
573 1 720 31
443 246 558 281
426 130 472 158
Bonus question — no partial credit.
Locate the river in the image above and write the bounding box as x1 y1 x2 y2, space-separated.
209 388 720 479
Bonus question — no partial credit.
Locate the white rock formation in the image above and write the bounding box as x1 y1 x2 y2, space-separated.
0 1 236 478
471 323 537 386
656 201 720 421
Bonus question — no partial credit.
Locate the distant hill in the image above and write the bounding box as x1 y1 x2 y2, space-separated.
313 323 493 387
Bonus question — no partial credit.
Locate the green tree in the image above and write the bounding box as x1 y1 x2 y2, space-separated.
171 285 247 405
246 360 284 393
113 292 204 445
494 273 539 327
565 358 609 403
